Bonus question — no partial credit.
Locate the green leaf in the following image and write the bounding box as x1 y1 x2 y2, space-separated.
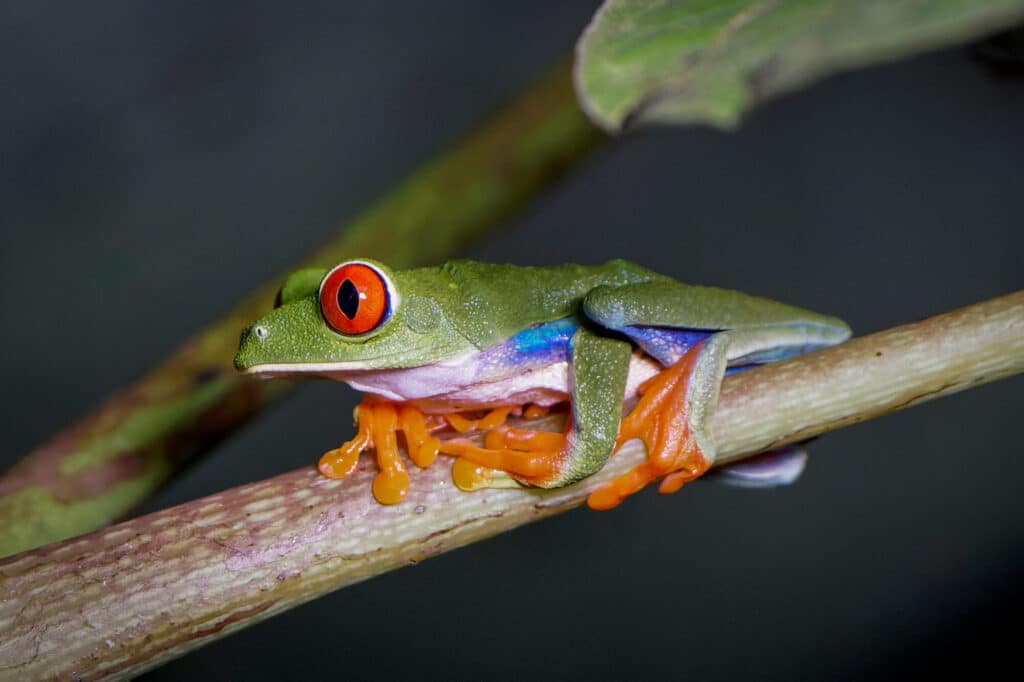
575 0 1024 131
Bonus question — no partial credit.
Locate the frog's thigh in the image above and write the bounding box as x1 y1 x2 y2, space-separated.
583 281 849 361
558 326 632 485
584 282 823 459
583 280 820 329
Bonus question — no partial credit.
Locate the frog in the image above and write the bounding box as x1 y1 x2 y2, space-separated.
235 259 851 509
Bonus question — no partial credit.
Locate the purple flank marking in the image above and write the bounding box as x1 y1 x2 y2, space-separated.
618 326 711 366
708 447 808 489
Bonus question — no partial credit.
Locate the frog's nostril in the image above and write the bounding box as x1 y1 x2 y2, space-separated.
254 326 268 340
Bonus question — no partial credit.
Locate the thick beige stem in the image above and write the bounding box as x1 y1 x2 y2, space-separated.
0 292 1021 680
713 290 1024 463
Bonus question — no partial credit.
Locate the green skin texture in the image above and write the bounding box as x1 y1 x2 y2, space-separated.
236 259 851 488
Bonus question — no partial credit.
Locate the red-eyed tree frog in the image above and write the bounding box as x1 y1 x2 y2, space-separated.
235 259 850 509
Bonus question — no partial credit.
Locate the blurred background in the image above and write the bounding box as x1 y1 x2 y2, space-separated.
2 2 1022 679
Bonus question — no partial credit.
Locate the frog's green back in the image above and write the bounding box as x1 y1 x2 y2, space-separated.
402 259 661 350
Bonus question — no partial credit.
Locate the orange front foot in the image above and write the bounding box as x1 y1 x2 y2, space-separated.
319 401 530 505
319 400 447 504
588 342 713 511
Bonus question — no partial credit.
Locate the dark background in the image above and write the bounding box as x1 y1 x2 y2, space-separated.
2 2 1022 680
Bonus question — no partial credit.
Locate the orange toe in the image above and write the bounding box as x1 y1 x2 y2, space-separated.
318 445 362 479
485 424 566 452
439 436 565 486
451 458 520 491
587 462 659 510
398 405 440 468
524 404 551 419
367 403 411 504
444 406 514 433
319 404 373 479
445 410 567 491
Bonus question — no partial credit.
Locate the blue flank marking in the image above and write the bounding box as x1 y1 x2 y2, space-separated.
505 317 577 364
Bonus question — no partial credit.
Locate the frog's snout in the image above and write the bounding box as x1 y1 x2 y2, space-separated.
234 324 270 371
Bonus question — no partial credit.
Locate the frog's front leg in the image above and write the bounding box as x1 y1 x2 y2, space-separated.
441 326 632 490
319 400 531 503
319 400 445 504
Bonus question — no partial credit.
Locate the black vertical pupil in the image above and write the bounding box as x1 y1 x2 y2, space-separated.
337 280 359 319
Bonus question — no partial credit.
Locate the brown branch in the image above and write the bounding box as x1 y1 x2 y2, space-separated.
0 292 1021 680
0 59 604 558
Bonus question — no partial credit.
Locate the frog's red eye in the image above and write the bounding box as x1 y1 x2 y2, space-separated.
319 262 391 335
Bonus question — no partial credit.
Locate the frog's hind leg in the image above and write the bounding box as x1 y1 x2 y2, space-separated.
586 337 726 510
581 281 850 510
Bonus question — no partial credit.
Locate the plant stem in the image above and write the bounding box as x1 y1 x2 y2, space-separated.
0 60 604 558
1 291 1020 680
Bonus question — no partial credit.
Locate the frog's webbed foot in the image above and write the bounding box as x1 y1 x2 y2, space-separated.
319 400 447 504
440 421 568 492
587 341 713 511
319 401 529 504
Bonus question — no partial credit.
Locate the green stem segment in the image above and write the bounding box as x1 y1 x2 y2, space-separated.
1 292 1020 680
0 61 605 558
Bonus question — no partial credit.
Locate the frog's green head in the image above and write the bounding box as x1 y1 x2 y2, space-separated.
235 259 471 376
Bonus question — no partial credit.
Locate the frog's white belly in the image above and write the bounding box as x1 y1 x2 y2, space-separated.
330 350 662 413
